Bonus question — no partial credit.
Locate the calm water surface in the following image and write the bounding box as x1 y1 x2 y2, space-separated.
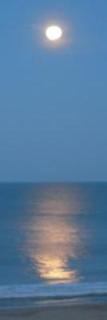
0 183 107 287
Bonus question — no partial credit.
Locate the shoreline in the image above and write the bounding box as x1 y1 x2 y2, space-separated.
1 282 107 316
0 301 107 320
0 293 107 309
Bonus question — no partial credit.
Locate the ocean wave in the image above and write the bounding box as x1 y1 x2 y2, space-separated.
0 282 107 300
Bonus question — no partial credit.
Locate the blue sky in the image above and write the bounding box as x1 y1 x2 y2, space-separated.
0 0 107 182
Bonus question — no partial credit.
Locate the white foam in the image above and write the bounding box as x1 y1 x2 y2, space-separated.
0 282 107 299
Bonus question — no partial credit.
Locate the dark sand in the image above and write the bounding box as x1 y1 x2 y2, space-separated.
0 302 107 320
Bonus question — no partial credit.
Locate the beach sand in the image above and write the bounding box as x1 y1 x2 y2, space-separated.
0 302 107 320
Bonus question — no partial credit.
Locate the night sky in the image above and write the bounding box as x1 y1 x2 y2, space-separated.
0 0 107 182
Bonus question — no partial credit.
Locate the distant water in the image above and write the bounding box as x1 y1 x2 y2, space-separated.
0 183 107 301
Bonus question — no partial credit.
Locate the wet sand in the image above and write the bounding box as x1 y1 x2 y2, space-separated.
0 302 107 320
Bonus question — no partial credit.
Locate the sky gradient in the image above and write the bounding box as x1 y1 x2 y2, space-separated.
0 0 107 182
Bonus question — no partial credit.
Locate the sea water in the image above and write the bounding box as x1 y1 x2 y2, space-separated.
0 183 107 302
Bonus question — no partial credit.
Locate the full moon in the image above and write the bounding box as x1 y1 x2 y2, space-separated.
45 25 63 41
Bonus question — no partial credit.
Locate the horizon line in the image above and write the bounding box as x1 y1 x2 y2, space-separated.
0 181 107 184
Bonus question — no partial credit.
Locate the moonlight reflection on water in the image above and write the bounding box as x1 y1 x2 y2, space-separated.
25 188 84 283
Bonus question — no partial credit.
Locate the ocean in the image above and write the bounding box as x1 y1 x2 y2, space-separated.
0 183 107 306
